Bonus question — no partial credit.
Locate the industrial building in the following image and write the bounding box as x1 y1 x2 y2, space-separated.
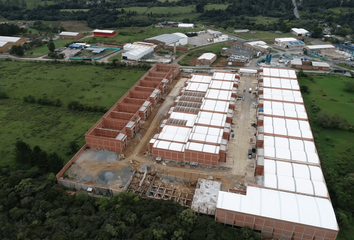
196 53 217 66
291 59 330 70
303 44 335 55
221 45 256 66
59 31 83 39
93 29 117 37
0 36 28 52
149 71 239 165
244 41 271 53
274 38 305 49
178 23 194 28
145 33 188 46
215 67 339 240
84 63 179 153
291 28 309 37
234 29 249 33
122 42 156 61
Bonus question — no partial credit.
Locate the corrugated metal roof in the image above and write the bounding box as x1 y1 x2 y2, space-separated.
146 33 186 45
59 31 79 36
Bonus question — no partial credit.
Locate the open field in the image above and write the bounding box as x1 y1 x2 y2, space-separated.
299 74 354 239
1 0 53 9
24 39 74 57
0 60 146 166
248 16 278 25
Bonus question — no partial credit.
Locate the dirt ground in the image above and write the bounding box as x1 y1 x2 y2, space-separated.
59 21 93 32
63 72 258 193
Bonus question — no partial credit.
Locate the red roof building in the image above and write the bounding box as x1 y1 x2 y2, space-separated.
93 29 116 37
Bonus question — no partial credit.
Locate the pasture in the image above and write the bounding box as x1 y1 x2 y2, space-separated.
0 60 145 166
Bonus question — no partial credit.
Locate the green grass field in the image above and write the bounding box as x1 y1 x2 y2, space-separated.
0 60 146 166
1 0 54 9
24 39 74 57
299 74 354 239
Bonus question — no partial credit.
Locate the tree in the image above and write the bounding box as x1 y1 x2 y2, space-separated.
15 140 32 165
195 2 205 13
344 79 354 92
47 41 55 53
9 45 24 56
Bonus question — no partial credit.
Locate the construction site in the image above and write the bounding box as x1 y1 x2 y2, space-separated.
56 63 339 239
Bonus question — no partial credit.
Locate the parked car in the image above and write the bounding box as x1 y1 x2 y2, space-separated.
249 88 252 93
248 149 252 159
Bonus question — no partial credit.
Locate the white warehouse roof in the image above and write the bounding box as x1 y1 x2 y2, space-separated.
93 29 115 34
209 80 234 91
262 77 300 90
146 33 187 45
59 31 80 36
212 72 236 81
306 44 335 50
291 28 309 34
195 111 227 128
201 99 230 113
198 52 216 60
153 140 185 152
190 74 212 84
169 112 197 127
189 126 223 144
261 88 303 103
185 82 209 92
178 23 194 28
205 89 232 101
157 125 191 143
262 135 319 164
262 116 313 139
263 100 308 120
312 61 330 67
262 67 297 79
0 36 21 42
275 37 298 42
185 142 220 154
263 159 328 197
217 186 338 231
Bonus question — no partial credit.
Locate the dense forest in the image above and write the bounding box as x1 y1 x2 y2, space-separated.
0 141 260 240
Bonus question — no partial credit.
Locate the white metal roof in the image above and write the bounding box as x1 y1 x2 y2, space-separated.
201 99 230 113
263 116 313 139
209 80 234 91
158 125 191 143
198 52 216 60
190 74 212 84
306 45 335 50
217 187 338 231
263 159 328 197
262 101 308 120
93 29 115 34
170 112 197 127
262 67 297 79
178 23 194 28
59 31 79 36
205 89 232 101
312 61 330 67
0 41 7 47
291 28 309 34
245 40 267 46
0 36 21 43
262 135 319 164
189 126 223 144
153 140 185 152
240 68 258 74
291 59 302 66
262 77 300 90
212 72 235 81
261 88 303 103
185 82 209 92
185 142 220 154
195 111 227 128
146 33 186 45
274 37 298 42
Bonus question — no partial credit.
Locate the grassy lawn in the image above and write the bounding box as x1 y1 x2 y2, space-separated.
299 74 354 238
0 60 146 166
336 63 354 71
1 0 53 8
248 16 278 25
178 42 230 66
24 39 74 57
204 4 229 10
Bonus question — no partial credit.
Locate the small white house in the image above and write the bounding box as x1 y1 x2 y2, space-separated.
291 28 309 37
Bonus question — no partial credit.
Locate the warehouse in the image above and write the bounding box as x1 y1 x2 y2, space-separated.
303 44 335 55
291 28 309 37
122 42 156 61
215 67 339 240
59 31 83 39
291 59 330 70
93 29 117 37
274 37 305 49
0 36 28 52
244 41 271 53
149 71 238 165
178 23 194 28
145 33 188 46
196 53 217 66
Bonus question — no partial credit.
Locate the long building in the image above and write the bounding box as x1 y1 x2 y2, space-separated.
0 36 28 52
149 71 239 165
215 67 339 240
